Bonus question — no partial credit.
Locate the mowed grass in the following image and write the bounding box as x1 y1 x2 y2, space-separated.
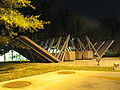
0 63 119 82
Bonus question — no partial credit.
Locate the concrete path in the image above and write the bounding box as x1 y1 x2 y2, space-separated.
0 70 120 90
47 57 120 67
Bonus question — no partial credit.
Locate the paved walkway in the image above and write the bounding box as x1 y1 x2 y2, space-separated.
39 57 120 67
0 70 120 90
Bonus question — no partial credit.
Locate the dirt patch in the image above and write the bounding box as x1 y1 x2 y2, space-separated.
58 71 75 74
3 81 31 88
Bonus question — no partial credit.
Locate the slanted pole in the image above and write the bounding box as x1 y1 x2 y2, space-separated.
61 37 69 62
86 36 100 58
99 40 114 57
69 39 77 51
77 38 86 51
54 37 62 56
57 35 70 59
86 36 102 66
96 41 105 51
43 40 49 49
89 42 97 50
40 41 44 47
47 38 55 52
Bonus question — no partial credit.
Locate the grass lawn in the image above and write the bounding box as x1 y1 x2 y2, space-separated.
0 63 120 82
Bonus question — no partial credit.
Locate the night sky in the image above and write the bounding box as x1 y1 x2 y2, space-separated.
54 0 120 20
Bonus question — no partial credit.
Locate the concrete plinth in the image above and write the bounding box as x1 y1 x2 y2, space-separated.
64 51 75 60
83 51 93 59
75 51 84 60
75 51 93 60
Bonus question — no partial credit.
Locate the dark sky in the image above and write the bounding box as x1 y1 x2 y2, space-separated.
54 0 120 19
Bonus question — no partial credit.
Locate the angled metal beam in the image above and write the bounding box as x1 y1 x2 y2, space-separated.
61 40 69 62
98 40 114 57
86 36 101 57
43 40 49 49
89 42 97 50
85 42 97 50
69 39 76 51
47 38 55 52
96 41 105 51
54 37 62 56
40 41 44 47
57 35 70 59
77 38 86 51
18 36 60 63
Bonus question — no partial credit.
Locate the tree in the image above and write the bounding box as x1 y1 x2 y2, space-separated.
0 0 49 44
26 0 61 39
30 1 87 40
99 17 120 39
57 9 86 36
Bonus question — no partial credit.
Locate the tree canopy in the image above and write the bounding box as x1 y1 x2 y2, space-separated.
99 17 120 39
0 0 49 44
